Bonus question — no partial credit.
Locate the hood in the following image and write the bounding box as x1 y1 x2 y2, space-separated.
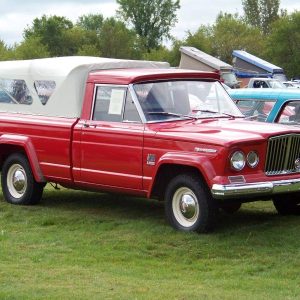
148 118 300 147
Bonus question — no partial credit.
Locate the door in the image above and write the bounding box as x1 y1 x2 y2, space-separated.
79 84 144 190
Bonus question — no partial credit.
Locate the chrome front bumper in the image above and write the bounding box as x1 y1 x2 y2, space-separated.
211 178 300 199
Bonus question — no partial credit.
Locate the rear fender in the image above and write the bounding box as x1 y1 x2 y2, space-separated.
0 134 45 182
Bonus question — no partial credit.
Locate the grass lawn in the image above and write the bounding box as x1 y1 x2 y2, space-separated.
0 185 299 299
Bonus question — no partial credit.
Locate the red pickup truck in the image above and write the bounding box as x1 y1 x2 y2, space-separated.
0 56 299 232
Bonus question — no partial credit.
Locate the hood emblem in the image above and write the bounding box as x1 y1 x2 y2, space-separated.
295 158 300 171
194 147 217 153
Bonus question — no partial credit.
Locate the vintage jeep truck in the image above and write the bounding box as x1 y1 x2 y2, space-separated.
0 56 300 233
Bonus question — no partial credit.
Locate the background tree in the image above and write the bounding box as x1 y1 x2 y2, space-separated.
98 17 142 59
143 39 183 67
117 0 180 51
24 15 74 56
13 37 49 59
211 13 265 63
265 11 300 78
77 14 104 35
0 40 13 60
63 27 99 56
184 26 213 54
242 0 280 34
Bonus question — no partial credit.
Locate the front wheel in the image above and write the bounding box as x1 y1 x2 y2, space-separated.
273 194 300 215
1 153 44 205
165 174 218 233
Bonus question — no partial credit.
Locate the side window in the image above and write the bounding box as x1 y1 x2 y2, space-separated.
235 99 275 121
0 79 32 104
92 85 140 122
34 80 56 105
277 101 300 124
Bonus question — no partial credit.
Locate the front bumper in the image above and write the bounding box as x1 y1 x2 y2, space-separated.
211 178 300 199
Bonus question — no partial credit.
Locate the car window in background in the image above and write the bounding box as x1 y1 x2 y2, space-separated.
269 80 286 89
235 99 276 122
277 101 300 125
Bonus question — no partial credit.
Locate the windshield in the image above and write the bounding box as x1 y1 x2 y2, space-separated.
269 80 286 88
273 73 288 82
133 80 243 122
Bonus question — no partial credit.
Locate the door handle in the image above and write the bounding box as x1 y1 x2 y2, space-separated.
83 122 97 128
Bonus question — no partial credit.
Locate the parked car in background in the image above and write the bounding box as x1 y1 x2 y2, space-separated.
229 88 300 124
246 78 286 89
283 81 300 88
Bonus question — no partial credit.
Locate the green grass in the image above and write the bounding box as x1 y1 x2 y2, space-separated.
0 185 299 299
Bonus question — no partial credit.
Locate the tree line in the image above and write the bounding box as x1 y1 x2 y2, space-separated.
0 0 299 78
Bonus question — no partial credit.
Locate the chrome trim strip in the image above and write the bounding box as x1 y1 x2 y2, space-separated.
211 178 300 199
128 84 147 123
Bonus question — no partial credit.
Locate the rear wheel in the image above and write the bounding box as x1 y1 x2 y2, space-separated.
165 174 218 233
1 153 44 205
273 194 300 215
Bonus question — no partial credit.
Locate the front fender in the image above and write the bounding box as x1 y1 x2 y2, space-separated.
147 152 217 198
0 134 45 182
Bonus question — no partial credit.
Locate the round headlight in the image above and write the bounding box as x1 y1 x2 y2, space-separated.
230 151 246 171
247 151 259 168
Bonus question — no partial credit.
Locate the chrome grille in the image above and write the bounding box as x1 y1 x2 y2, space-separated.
265 134 300 175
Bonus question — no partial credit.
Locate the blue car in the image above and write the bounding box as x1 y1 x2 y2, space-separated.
229 88 300 124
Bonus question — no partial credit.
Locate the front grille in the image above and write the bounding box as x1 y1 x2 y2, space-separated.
265 134 300 175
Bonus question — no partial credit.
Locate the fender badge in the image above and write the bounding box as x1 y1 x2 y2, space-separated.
147 154 156 166
194 147 217 153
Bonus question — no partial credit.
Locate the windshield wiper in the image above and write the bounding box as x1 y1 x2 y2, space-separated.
192 109 219 114
192 109 237 118
147 111 196 120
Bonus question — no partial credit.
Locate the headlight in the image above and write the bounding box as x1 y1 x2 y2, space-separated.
247 151 259 168
230 151 246 171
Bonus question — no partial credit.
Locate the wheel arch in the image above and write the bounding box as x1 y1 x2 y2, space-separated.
0 134 45 182
148 153 216 200
149 163 209 200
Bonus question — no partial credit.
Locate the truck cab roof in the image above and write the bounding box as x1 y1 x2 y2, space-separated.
88 68 220 85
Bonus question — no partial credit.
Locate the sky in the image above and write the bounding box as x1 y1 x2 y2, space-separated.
0 0 299 46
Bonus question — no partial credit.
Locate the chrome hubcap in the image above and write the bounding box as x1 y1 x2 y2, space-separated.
179 194 197 219
13 169 26 193
7 164 27 198
173 187 199 227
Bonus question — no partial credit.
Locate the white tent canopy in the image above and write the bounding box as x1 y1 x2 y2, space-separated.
0 56 169 118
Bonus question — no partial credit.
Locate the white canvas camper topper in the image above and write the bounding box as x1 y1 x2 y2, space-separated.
0 56 169 118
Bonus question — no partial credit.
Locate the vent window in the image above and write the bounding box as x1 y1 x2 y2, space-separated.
34 80 56 105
